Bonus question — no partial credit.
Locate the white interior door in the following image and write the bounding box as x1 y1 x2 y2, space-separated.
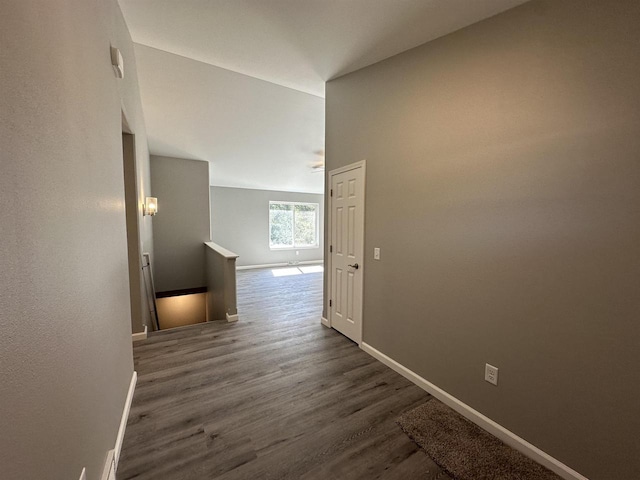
329 162 365 344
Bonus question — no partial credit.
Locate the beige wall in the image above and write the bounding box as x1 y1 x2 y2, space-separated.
0 1 152 479
156 293 206 329
151 156 211 292
324 1 640 478
211 186 324 266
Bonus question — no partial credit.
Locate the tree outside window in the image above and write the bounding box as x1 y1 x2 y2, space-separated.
269 202 319 249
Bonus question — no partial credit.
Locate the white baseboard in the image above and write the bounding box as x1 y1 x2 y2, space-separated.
131 325 147 342
114 370 137 469
100 450 115 480
236 260 323 271
321 316 330 327
226 312 239 323
237 262 285 270
360 343 588 480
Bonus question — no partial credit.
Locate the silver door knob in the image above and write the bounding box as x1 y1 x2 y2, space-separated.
348 263 359 269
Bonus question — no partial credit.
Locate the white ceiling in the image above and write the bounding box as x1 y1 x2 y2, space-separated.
134 44 325 194
120 0 529 193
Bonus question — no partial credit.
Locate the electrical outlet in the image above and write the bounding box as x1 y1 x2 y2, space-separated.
373 247 381 260
485 363 498 386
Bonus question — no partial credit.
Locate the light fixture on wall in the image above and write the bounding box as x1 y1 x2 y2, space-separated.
144 197 158 216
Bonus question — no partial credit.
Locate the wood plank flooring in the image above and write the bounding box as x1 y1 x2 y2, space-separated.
118 266 451 479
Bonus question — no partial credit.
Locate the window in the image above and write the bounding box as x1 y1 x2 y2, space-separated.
269 202 319 249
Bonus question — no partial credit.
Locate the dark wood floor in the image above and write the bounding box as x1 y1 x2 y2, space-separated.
119 266 450 479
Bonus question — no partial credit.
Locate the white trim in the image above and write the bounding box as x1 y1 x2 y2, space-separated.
237 262 288 270
131 325 147 342
360 343 588 480
114 370 137 469
100 450 115 480
327 160 366 345
226 312 239 323
328 159 367 176
321 316 330 327
236 260 323 271
205 241 239 259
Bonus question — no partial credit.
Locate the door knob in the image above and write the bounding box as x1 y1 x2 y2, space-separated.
348 263 359 269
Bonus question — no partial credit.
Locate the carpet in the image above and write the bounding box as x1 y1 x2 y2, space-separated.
397 399 562 480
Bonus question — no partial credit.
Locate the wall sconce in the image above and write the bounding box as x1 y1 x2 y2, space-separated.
144 197 158 216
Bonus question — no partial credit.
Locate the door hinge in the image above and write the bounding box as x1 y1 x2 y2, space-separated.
330 189 333 197
329 245 333 253
329 299 332 307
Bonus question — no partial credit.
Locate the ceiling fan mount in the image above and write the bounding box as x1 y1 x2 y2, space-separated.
309 149 325 172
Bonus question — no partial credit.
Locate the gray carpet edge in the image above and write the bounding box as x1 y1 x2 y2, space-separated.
396 398 563 480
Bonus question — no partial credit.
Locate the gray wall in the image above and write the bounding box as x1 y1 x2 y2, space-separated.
211 186 324 266
324 1 640 479
0 1 153 479
152 156 211 292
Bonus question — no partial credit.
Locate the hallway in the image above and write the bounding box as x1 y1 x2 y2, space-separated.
118 267 445 479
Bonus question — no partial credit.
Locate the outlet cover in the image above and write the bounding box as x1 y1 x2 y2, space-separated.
485 363 499 386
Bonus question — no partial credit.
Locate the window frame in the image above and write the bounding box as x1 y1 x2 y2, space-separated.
268 201 320 250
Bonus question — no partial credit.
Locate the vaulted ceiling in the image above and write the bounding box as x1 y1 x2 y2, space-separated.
120 0 529 193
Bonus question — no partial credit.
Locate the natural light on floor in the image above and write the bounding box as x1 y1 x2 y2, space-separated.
299 265 324 274
271 265 324 277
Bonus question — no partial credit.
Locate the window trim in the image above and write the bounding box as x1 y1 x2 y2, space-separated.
268 201 320 250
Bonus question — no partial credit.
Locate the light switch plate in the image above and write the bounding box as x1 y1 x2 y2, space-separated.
374 247 381 260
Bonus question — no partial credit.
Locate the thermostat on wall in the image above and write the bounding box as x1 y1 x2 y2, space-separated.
110 46 124 79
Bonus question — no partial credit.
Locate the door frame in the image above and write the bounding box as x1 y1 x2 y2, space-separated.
326 159 366 345
122 110 148 334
